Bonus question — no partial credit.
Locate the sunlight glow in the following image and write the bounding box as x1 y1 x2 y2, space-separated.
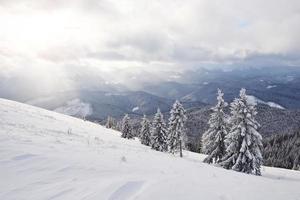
0 11 91 54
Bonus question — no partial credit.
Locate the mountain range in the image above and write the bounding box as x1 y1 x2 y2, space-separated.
2 66 300 141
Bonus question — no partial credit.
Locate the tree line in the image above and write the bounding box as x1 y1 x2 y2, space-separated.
263 131 300 170
202 88 263 175
106 88 264 175
120 100 187 156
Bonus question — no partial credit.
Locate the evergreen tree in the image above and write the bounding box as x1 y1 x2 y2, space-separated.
151 108 168 151
221 88 263 175
116 120 122 131
202 89 228 163
140 115 151 146
263 131 300 170
167 100 187 155
121 114 133 139
105 116 115 129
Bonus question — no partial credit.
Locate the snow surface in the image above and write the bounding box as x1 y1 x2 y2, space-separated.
1 98 299 200
132 106 139 112
266 85 277 89
246 95 285 109
54 98 93 118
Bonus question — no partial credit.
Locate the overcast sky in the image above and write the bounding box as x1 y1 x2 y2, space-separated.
1 0 300 98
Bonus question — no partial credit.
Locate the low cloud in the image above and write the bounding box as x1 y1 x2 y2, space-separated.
1 0 300 99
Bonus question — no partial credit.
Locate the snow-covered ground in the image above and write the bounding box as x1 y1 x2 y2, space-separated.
246 95 285 109
132 106 139 112
266 85 277 89
0 98 299 200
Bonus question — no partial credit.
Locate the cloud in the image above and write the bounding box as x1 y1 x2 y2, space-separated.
1 0 300 99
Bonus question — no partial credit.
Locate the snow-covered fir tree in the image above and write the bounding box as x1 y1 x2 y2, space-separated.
121 114 133 139
116 120 122 131
220 88 263 175
167 100 187 155
202 89 228 163
140 115 151 146
151 108 168 152
105 116 115 129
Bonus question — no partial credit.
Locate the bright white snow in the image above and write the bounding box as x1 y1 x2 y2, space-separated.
266 85 277 89
0 98 299 200
246 95 285 109
132 107 139 112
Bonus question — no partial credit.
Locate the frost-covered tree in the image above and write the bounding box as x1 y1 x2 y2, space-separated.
202 89 228 163
105 116 115 129
151 108 168 152
116 120 122 131
140 115 151 146
121 114 133 139
221 88 263 175
167 100 187 156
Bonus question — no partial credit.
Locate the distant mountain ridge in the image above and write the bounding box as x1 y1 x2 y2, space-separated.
4 66 300 142
142 67 300 109
26 90 207 121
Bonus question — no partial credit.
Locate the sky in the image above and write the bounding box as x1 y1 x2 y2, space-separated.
1 0 300 98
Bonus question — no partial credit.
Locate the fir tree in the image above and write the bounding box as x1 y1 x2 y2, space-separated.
105 116 115 129
221 88 263 175
202 89 228 163
140 115 151 146
116 120 122 131
167 100 187 156
121 114 133 139
263 131 300 170
151 108 168 152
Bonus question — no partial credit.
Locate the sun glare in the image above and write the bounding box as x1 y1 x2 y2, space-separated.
1 11 87 53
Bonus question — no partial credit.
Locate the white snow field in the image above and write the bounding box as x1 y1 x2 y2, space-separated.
0 98 300 200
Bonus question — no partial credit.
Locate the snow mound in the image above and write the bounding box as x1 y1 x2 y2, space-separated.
0 98 299 200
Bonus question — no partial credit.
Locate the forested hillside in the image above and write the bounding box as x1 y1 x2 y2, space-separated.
263 132 300 170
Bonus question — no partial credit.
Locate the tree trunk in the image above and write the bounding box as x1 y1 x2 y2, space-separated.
180 140 183 157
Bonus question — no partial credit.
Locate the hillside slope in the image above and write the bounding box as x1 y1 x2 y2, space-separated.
0 98 300 200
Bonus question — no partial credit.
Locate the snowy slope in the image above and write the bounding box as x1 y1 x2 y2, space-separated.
0 98 300 200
